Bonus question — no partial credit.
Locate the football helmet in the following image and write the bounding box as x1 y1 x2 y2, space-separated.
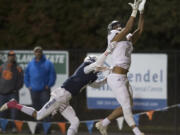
84 55 97 63
107 20 122 33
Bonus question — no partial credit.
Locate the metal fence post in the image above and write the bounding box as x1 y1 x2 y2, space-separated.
174 52 178 135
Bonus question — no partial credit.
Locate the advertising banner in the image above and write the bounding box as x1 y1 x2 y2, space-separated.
87 53 167 110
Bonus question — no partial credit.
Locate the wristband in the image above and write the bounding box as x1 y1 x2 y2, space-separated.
139 10 144 14
131 10 137 17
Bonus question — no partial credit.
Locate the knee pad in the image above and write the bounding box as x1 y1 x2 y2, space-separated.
36 98 59 120
36 112 44 120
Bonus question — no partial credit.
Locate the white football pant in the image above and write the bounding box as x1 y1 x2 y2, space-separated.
61 106 80 135
107 73 135 127
36 87 80 135
36 87 71 120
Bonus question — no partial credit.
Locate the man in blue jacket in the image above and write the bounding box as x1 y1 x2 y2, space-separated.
24 46 56 133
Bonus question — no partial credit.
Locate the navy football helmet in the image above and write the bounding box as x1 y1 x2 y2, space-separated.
84 55 97 63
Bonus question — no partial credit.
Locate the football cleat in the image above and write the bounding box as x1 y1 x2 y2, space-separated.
95 121 108 135
0 102 8 112
0 99 17 112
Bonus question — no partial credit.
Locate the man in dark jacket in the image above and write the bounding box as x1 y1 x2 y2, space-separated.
0 50 23 133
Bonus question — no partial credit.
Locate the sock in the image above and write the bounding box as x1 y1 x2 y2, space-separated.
132 127 142 135
7 100 35 117
15 104 23 110
21 106 36 116
67 128 76 135
102 118 111 127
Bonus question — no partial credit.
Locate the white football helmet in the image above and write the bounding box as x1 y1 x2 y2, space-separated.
107 20 122 33
84 55 97 63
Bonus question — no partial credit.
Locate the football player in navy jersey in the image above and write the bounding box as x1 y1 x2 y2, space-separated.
0 45 114 135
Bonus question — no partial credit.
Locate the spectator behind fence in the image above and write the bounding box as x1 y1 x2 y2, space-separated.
0 50 23 133
24 46 56 133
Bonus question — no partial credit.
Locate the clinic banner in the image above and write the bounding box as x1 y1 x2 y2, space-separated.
0 50 69 104
86 53 167 110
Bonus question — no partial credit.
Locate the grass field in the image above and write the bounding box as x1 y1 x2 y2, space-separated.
1 121 179 135
0 132 176 135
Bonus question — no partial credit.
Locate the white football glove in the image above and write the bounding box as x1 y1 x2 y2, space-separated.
128 0 142 17
106 41 117 54
138 0 146 14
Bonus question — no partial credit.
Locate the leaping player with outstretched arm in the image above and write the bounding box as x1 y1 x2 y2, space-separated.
0 43 116 135
95 0 146 135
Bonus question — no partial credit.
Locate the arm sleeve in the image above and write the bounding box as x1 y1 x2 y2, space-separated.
47 62 56 87
89 78 107 88
84 52 107 74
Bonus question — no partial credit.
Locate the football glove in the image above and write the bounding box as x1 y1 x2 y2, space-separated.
128 0 142 17
138 0 146 14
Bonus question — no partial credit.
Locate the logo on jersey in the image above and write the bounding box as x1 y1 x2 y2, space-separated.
2 70 13 80
45 98 56 109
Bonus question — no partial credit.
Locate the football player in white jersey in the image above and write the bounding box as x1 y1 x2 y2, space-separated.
95 0 146 135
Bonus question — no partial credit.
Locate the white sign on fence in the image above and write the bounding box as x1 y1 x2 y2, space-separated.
87 53 167 110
